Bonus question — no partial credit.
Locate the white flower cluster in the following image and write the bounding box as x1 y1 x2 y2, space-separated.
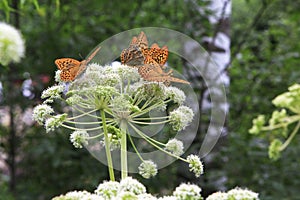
70 130 89 148
206 188 259 200
94 177 146 199
186 154 204 178
81 63 140 87
118 176 146 195
206 191 229 200
227 188 259 200
32 104 54 125
52 177 206 200
138 160 158 179
165 86 186 105
165 138 184 156
0 22 25 66
169 106 194 131
173 183 203 200
95 181 119 199
41 85 65 103
52 190 104 200
45 114 67 133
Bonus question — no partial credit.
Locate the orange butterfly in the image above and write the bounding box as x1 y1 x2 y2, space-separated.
121 32 189 85
55 47 101 82
140 56 189 85
144 43 168 67
120 31 148 66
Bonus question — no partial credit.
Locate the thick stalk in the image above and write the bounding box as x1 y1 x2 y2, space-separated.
120 120 128 179
100 110 115 181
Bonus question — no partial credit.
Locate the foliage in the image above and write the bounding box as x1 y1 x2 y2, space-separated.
249 84 300 160
0 1 213 199
227 0 300 199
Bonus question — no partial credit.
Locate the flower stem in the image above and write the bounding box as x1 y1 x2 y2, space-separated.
120 120 128 179
101 109 115 181
129 122 186 162
280 120 300 151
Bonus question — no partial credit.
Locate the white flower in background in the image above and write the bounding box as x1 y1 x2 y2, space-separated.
0 22 25 66
118 177 146 195
173 183 203 200
206 191 228 200
227 188 259 200
157 196 176 200
52 190 104 200
137 193 157 200
116 191 138 200
95 180 120 199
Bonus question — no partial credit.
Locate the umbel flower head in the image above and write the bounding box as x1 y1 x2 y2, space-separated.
32 104 54 125
227 187 259 200
138 160 158 179
0 22 25 66
173 183 203 200
206 187 259 200
187 154 204 177
33 60 199 178
206 191 228 200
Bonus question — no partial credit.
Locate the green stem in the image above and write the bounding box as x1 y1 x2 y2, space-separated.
128 134 143 161
120 120 128 179
130 120 169 125
101 110 115 181
261 115 300 131
133 116 169 120
280 121 300 151
61 124 103 131
129 123 186 162
67 108 98 120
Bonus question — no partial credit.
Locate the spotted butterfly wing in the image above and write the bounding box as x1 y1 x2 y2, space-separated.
55 59 82 82
121 31 149 66
146 43 168 66
55 47 100 82
135 31 148 55
121 45 144 66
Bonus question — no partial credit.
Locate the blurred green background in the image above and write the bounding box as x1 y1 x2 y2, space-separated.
0 0 300 199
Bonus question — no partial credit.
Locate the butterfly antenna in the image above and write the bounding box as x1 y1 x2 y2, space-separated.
78 53 83 60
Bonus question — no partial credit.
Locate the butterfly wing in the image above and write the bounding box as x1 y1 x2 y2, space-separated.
147 43 168 66
120 32 150 66
130 36 138 45
136 31 148 55
55 58 83 82
121 45 145 66
55 58 81 70
139 58 189 85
